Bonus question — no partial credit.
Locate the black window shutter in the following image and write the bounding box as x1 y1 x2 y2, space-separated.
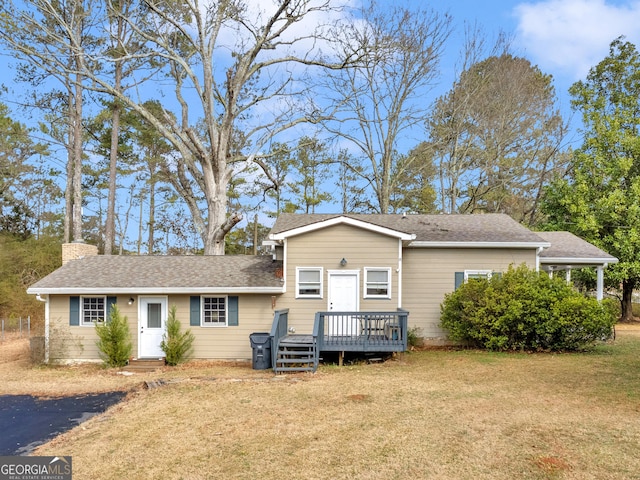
454 272 464 290
228 296 239 326
106 296 117 321
190 296 201 326
70 296 80 326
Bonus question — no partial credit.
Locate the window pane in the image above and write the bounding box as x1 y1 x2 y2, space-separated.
82 297 105 323
299 270 320 283
203 297 226 325
368 270 388 282
299 285 320 295
365 269 389 297
366 286 388 295
147 303 161 328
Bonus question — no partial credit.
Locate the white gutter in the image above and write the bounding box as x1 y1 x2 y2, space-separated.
539 257 618 265
27 287 286 295
409 241 551 249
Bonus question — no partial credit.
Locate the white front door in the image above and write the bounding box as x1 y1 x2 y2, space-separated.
328 272 359 336
138 296 167 358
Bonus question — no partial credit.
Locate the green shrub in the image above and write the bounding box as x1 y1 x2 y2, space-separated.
161 305 195 366
95 305 132 367
440 264 617 351
407 326 423 348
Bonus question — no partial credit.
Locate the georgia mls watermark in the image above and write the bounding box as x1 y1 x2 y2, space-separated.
0 456 72 480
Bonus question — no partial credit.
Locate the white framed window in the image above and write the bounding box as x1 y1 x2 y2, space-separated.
364 267 391 298
464 270 493 282
81 296 106 325
202 296 227 326
296 267 323 298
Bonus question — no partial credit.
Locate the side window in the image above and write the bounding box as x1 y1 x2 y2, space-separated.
364 267 391 298
190 296 238 327
296 267 323 298
81 296 106 325
455 270 494 290
464 270 493 282
202 296 227 326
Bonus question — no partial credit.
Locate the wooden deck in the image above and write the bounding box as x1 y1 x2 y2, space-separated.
269 310 409 373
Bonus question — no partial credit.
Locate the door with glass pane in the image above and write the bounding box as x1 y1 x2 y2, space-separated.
138 297 167 358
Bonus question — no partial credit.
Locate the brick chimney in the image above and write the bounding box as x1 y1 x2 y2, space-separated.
62 242 98 265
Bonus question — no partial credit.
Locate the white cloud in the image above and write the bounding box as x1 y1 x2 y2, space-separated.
514 0 640 79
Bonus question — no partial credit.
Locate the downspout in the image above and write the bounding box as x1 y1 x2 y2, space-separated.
397 239 403 309
282 240 288 293
596 264 607 301
536 246 544 272
35 294 49 363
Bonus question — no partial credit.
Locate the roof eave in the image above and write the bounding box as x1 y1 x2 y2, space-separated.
408 241 551 249
26 286 286 295
270 216 415 241
539 257 618 265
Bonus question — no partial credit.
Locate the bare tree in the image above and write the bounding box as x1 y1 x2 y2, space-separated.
324 3 452 213
6 0 355 254
427 46 569 224
102 0 150 254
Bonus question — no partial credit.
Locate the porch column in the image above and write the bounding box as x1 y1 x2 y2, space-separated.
596 265 604 301
565 268 571 285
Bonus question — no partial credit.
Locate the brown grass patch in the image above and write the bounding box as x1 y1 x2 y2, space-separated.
2 332 640 479
346 393 370 402
534 455 572 474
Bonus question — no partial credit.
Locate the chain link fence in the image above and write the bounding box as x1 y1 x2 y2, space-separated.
1 317 31 341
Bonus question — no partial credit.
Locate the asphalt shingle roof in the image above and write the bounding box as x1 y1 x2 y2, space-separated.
28 255 283 293
537 231 618 263
270 213 548 244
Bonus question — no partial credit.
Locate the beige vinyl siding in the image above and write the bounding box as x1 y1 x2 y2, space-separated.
280 224 400 333
48 294 274 362
402 247 537 339
168 294 273 360
47 295 140 363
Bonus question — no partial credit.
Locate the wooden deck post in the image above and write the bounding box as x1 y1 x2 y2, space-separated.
339 351 344 367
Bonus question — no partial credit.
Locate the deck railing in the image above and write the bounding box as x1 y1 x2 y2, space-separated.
269 309 289 369
314 310 408 353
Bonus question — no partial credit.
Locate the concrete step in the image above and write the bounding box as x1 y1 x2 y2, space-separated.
122 358 165 372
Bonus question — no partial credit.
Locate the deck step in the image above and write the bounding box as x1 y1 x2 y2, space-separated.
276 358 314 364
279 347 314 353
274 366 315 372
274 335 317 373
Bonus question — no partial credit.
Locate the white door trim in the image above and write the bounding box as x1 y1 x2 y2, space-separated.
138 296 168 359
327 270 360 311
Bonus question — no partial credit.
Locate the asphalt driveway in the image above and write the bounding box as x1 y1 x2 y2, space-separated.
0 392 127 455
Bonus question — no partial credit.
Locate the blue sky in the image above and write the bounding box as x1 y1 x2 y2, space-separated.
2 0 640 247
446 0 640 117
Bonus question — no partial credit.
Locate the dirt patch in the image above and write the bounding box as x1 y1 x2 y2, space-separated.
533 455 572 474
616 322 640 336
0 336 30 365
346 393 370 402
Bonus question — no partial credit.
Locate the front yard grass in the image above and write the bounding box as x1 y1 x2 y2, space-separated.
2 326 640 479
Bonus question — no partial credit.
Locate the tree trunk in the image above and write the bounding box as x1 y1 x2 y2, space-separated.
72 69 83 242
104 11 126 255
104 100 120 255
147 173 156 254
64 90 74 244
621 279 635 322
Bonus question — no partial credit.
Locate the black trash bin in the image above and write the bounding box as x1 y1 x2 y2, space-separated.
249 332 272 370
